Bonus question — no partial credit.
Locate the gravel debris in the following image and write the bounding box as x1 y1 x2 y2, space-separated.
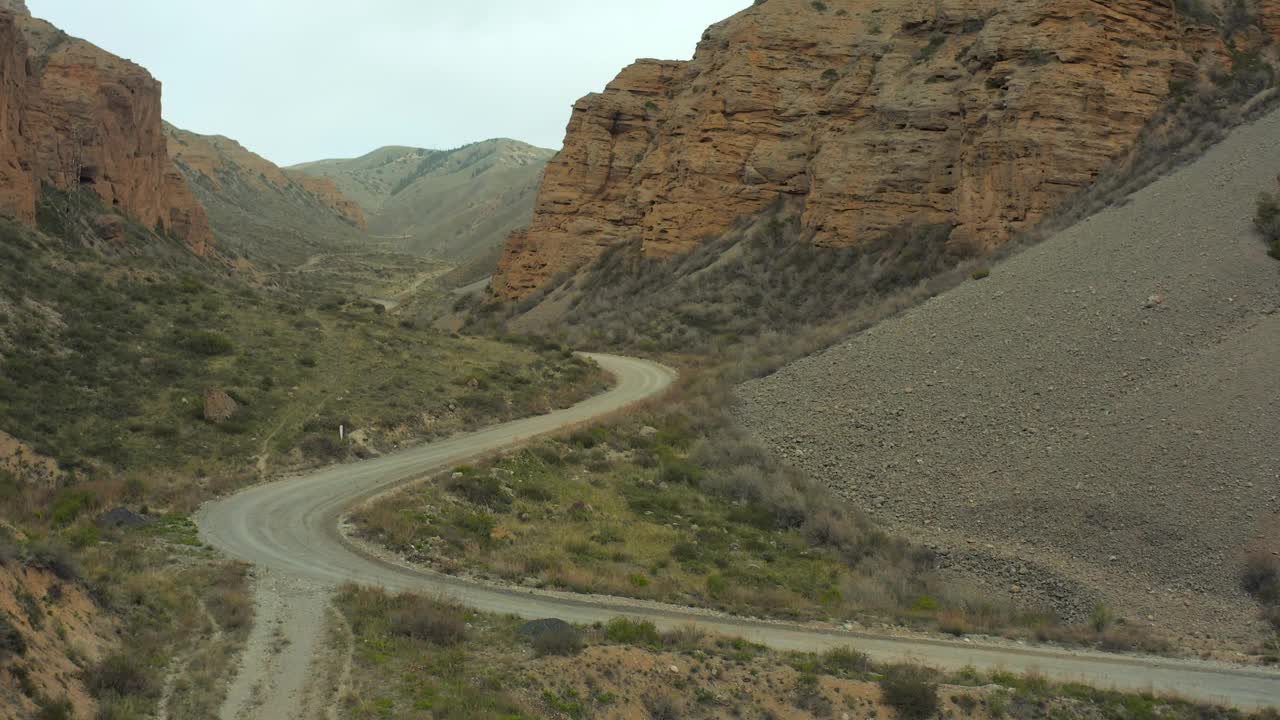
739 108 1280 646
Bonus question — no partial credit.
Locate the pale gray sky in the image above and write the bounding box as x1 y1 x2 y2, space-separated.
28 0 749 166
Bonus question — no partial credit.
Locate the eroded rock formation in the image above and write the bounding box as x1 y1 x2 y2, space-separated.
0 9 214 253
0 12 34 223
492 0 1276 299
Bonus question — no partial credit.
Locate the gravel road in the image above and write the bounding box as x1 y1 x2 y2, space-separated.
738 108 1280 649
197 353 1280 715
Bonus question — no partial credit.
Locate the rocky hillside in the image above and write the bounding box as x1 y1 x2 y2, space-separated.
738 106 1280 649
0 3 213 255
166 124 370 266
492 0 1280 299
292 139 552 263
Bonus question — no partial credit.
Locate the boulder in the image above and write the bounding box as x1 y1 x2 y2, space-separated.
203 389 239 424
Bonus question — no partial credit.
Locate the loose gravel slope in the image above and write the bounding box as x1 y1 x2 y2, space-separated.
739 108 1280 648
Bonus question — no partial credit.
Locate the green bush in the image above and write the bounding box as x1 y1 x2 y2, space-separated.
84 653 158 700
879 664 940 720
604 617 661 646
50 490 96 526
179 330 234 356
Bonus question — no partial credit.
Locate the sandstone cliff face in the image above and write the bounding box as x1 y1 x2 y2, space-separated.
0 11 214 254
493 0 1274 299
0 12 35 224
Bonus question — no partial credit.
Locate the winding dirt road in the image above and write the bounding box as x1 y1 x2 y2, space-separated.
198 354 1279 716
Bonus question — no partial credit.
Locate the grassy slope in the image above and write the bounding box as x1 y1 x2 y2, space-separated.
0 195 607 718
167 125 372 268
292 140 552 264
0 217 605 516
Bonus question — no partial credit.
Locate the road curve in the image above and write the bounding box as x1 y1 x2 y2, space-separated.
197 354 1279 711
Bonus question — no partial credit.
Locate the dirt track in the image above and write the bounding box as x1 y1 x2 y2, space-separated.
195 353 1280 715
739 107 1280 649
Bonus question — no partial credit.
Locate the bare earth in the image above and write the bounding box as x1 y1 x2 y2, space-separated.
738 108 1280 650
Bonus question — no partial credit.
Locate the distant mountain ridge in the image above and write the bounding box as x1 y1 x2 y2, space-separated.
291 139 553 263
167 124 371 265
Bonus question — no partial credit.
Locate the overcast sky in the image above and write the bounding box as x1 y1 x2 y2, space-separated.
28 0 749 166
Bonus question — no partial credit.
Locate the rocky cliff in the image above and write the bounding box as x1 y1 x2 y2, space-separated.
492 0 1276 299
0 9 214 254
0 12 35 224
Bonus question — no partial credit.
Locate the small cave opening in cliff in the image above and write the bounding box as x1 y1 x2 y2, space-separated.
79 165 100 185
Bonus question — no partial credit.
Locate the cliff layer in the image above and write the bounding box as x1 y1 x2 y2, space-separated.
0 9 214 253
493 0 1276 299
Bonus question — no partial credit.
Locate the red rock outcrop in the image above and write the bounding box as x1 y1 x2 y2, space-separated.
285 171 369 229
0 9 214 253
493 0 1272 299
0 12 35 223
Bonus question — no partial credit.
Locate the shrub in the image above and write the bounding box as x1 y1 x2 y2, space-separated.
646 695 681 720
1243 552 1280 605
386 594 467 646
820 646 873 677
605 617 661 646
879 664 940 720
1090 603 1114 633
445 471 512 511
35 698 73 720
84 653 157 700
531 624 583 656
179 330 234 357
50 490 96 526
0 612 26 658
25 542 80 582
1257 192 1280 259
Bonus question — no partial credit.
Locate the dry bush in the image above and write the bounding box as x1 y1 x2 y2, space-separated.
386 593 468 646
1243 551 1280 605
1257 191 1280 258
878 664 940 720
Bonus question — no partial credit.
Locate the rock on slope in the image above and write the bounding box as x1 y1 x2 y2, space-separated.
0 5 214 254
491 0 1278 299
738 107 1280 646
292 139 553 262
166 124 371 265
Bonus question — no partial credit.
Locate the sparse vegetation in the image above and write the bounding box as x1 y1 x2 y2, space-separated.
0 611 26 658
0 207 607 522
333 588 1270 720
467 206 981 360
